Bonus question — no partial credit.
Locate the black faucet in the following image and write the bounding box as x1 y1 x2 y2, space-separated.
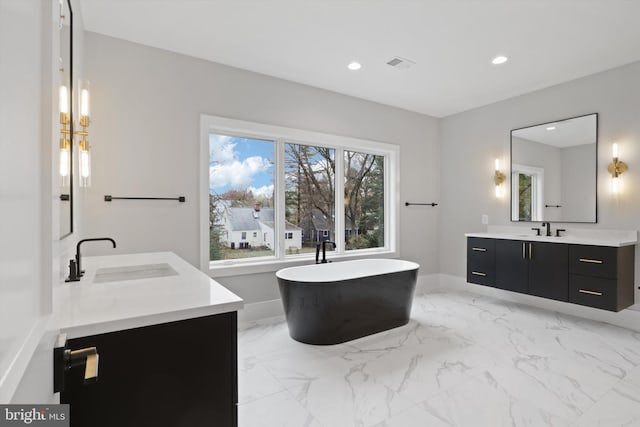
66 238 117 282
315 241 336 264
541 222 552 237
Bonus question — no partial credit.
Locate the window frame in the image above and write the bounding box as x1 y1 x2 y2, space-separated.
200 114 399 277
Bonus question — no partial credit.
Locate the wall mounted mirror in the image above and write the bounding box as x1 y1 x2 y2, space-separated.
59 0 73 238
511 113 598 223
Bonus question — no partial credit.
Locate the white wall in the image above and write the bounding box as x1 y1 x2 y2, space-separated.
0 0 56 402
80 32 440 303
440 60 640 306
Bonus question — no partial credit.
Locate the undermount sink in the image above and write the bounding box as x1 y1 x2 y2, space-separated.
93 263 178 283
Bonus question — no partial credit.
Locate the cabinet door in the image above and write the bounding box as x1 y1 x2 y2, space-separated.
495 240 528 293
528 242 568 302
61 312 237 427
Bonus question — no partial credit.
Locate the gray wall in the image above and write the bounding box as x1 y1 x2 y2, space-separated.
81 32 440 303
561 143 597 222
440 60 640 302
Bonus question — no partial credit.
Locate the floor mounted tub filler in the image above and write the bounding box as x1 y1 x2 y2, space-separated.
276 259 419 345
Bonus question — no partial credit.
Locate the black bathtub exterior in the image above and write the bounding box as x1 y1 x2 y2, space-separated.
277 269 418 345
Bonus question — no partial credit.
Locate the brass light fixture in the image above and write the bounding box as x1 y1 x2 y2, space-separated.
59 81 92 187
59 85 71 183
77 82 91 187
494 158 506 198
608 142 627 194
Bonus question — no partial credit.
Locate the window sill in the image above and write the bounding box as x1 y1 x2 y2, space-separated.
208 249 398 278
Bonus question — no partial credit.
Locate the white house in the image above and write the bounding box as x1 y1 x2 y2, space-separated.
218 204 302 252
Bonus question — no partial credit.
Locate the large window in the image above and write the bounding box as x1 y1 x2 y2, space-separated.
208 133 275 261
200 116 399 272
511 164 544 222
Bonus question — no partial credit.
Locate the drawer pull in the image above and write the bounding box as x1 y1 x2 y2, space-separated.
579 258 603 264
579 289 603 296
471 271 487 277
471 247 487 252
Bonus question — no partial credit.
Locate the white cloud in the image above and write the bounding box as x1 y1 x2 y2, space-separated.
249 185 274 198
210 156 272 190
209 134 236 163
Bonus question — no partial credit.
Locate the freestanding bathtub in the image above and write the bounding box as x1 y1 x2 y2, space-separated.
276 259 419 345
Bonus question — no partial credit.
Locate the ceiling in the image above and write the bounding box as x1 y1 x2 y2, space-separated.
512 114 597 148
79 0 640 118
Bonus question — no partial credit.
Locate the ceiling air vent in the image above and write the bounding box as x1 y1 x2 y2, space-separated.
386 56 416 70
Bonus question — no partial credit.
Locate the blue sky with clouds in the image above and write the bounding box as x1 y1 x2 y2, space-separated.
209 133 274 198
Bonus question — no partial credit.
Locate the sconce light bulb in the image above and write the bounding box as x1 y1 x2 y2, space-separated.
59 85 69 114
612 176 621 194
80 149 91 179
612 143 619 159
59 148 69 177
80 88 90 117
495 158 500 171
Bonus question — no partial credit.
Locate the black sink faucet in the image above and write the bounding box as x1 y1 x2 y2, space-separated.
66 238 117 282
541 222 552 237
315 240 336 264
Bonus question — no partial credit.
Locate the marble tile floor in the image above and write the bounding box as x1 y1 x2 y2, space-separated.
237 291 640 427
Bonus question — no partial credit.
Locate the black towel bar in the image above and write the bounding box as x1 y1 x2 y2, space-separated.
104 195 186 202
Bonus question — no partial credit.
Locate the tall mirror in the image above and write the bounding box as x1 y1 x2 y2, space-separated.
511 113 598 223
59 0 73 238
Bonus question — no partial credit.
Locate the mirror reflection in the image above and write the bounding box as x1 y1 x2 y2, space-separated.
59 0 73 238
511 113 597 223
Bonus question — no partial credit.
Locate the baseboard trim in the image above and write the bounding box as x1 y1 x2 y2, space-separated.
238 299 284 323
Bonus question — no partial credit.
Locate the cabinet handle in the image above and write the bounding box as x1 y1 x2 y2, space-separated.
579 258 604 264
522 242 525 259
66 346 99 384
471 271 487 277
529 243 533 260
471 247 487 252
579 289 603 296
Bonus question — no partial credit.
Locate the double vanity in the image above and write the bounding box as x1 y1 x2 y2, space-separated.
466 229 636 312
56 252 243 427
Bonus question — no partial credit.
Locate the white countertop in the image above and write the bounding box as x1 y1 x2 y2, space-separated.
466 227 637 247
56 252 244 339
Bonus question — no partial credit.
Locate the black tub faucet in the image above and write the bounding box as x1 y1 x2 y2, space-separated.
541 222 552 237
315 241 336 264
66 237 117 282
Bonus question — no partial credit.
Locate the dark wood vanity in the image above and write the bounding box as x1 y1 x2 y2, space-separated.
467 236 635 312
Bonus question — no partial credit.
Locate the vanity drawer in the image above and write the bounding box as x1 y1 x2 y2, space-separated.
467 238 495 260
569 245 617 279
569 275 618 311
467 238 495 286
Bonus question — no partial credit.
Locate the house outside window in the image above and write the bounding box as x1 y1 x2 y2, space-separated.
200 115 399 273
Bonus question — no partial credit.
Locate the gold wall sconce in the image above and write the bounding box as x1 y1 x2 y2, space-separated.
494 158 506 198
59 85 71 183
608 142 627 194
58 81 92 187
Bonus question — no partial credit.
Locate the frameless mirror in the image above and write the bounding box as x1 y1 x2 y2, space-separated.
59 0 73 238
511 113 597 223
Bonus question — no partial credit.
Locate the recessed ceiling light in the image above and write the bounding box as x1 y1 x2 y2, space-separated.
491 55 508 65
347 61 362 71
546 126 557 131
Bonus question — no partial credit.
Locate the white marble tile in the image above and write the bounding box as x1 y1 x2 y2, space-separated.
571 381 640 427
238 355 285 404
237 292 640 427
238 390 322 427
